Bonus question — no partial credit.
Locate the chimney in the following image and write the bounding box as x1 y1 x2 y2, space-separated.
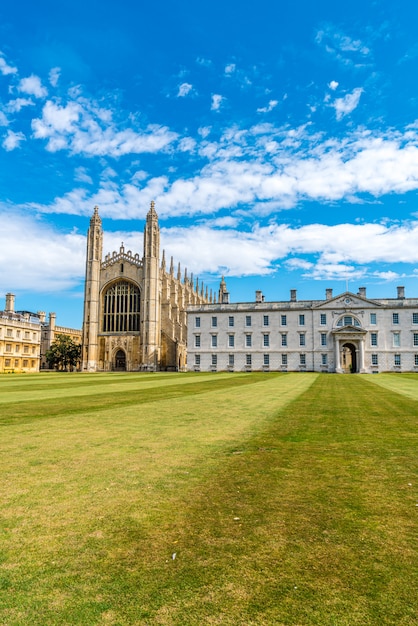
290 289 297 302
397 286 405 299
325 288 333 300
255 290 264 303
358 287 366 297
5 293 15 313
38 311 46 323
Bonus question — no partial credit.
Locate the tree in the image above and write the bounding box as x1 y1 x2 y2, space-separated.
45 334 82 371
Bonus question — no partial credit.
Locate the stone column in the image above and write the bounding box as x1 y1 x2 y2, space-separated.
335 338 341 372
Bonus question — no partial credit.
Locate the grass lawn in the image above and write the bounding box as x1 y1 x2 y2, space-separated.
0 372 417 625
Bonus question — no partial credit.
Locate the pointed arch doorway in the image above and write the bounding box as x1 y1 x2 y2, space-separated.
114 349 126 371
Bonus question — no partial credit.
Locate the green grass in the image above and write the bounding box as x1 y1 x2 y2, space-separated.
0 372 417 625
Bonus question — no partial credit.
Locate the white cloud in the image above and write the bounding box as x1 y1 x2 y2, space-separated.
177 82 193 97
332 88 363 120
225 63 236 75
211 94 224 111
329 80 339 90
316 26 371 65
0 53 17 75
32 97 178 156
49 67 61 87
2 130 26 151
74 166 93 184
257 100 278 113
7 97 35 113
18 75 48 98
0 111 9 126
0 210 85 292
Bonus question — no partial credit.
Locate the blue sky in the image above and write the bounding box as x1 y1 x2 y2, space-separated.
1 0 418 328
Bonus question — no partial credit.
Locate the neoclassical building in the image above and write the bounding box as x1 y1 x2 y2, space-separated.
0 294 41 373
82 202 211 371
187 283 418 373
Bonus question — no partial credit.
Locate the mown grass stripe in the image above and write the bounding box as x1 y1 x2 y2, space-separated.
0 372 285 426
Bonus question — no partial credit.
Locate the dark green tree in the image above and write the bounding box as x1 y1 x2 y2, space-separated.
45 334 81 371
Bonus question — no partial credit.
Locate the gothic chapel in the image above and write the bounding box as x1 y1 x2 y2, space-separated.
82 202 210 371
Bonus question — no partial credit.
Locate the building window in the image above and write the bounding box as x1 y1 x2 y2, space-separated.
24 346 29 353
392 313 399 324
263 315 269 326
320 313 327 325
195 354 200 365
245 334 252 347
195 317 201 328
5 359 10 367
370 313 377 325
246 354 252 366
413 313 418 325
394 354 401 366
211 354 217 367
228 316 234 327
281 334 287 347
371 354 378 366
415 354 418 367
211 335 218 348
299 334 306 346
5 344 11 352
25 331 30 339
263 354 270 366
414 333 418 347
211 316 217 328
370 333 378 347
393 332 400 348
300 353 306 366
14 360 19 367
15 346 20 353
228 354 234 367
6 329 12 337
321 354 327 366
281 354 288 366
321 333 327 346
228 334 235 348
299 314 305 326
281 315 287 326
102 280 140 332
245 315 252 327
263 334 270 347
337 316 360 328
195 335 201 348
23 360 28 367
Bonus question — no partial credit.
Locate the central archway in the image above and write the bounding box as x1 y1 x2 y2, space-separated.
341 342 357 373
114 349 126 371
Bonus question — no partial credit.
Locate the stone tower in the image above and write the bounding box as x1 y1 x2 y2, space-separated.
82 206 103 371
141 201 160 369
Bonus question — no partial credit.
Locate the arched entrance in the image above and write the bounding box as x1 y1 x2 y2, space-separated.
114 349 126 371
341 342 357 373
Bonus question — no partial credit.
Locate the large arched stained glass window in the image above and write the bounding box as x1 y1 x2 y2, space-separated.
102 281 140 332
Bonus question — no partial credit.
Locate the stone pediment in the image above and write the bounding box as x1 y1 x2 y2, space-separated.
332 324 367 334
314 291 381 310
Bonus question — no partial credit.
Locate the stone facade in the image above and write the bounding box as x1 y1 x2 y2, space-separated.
82 202 210 372
39 312 82 369
187 283 418 374
0 294 41 373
